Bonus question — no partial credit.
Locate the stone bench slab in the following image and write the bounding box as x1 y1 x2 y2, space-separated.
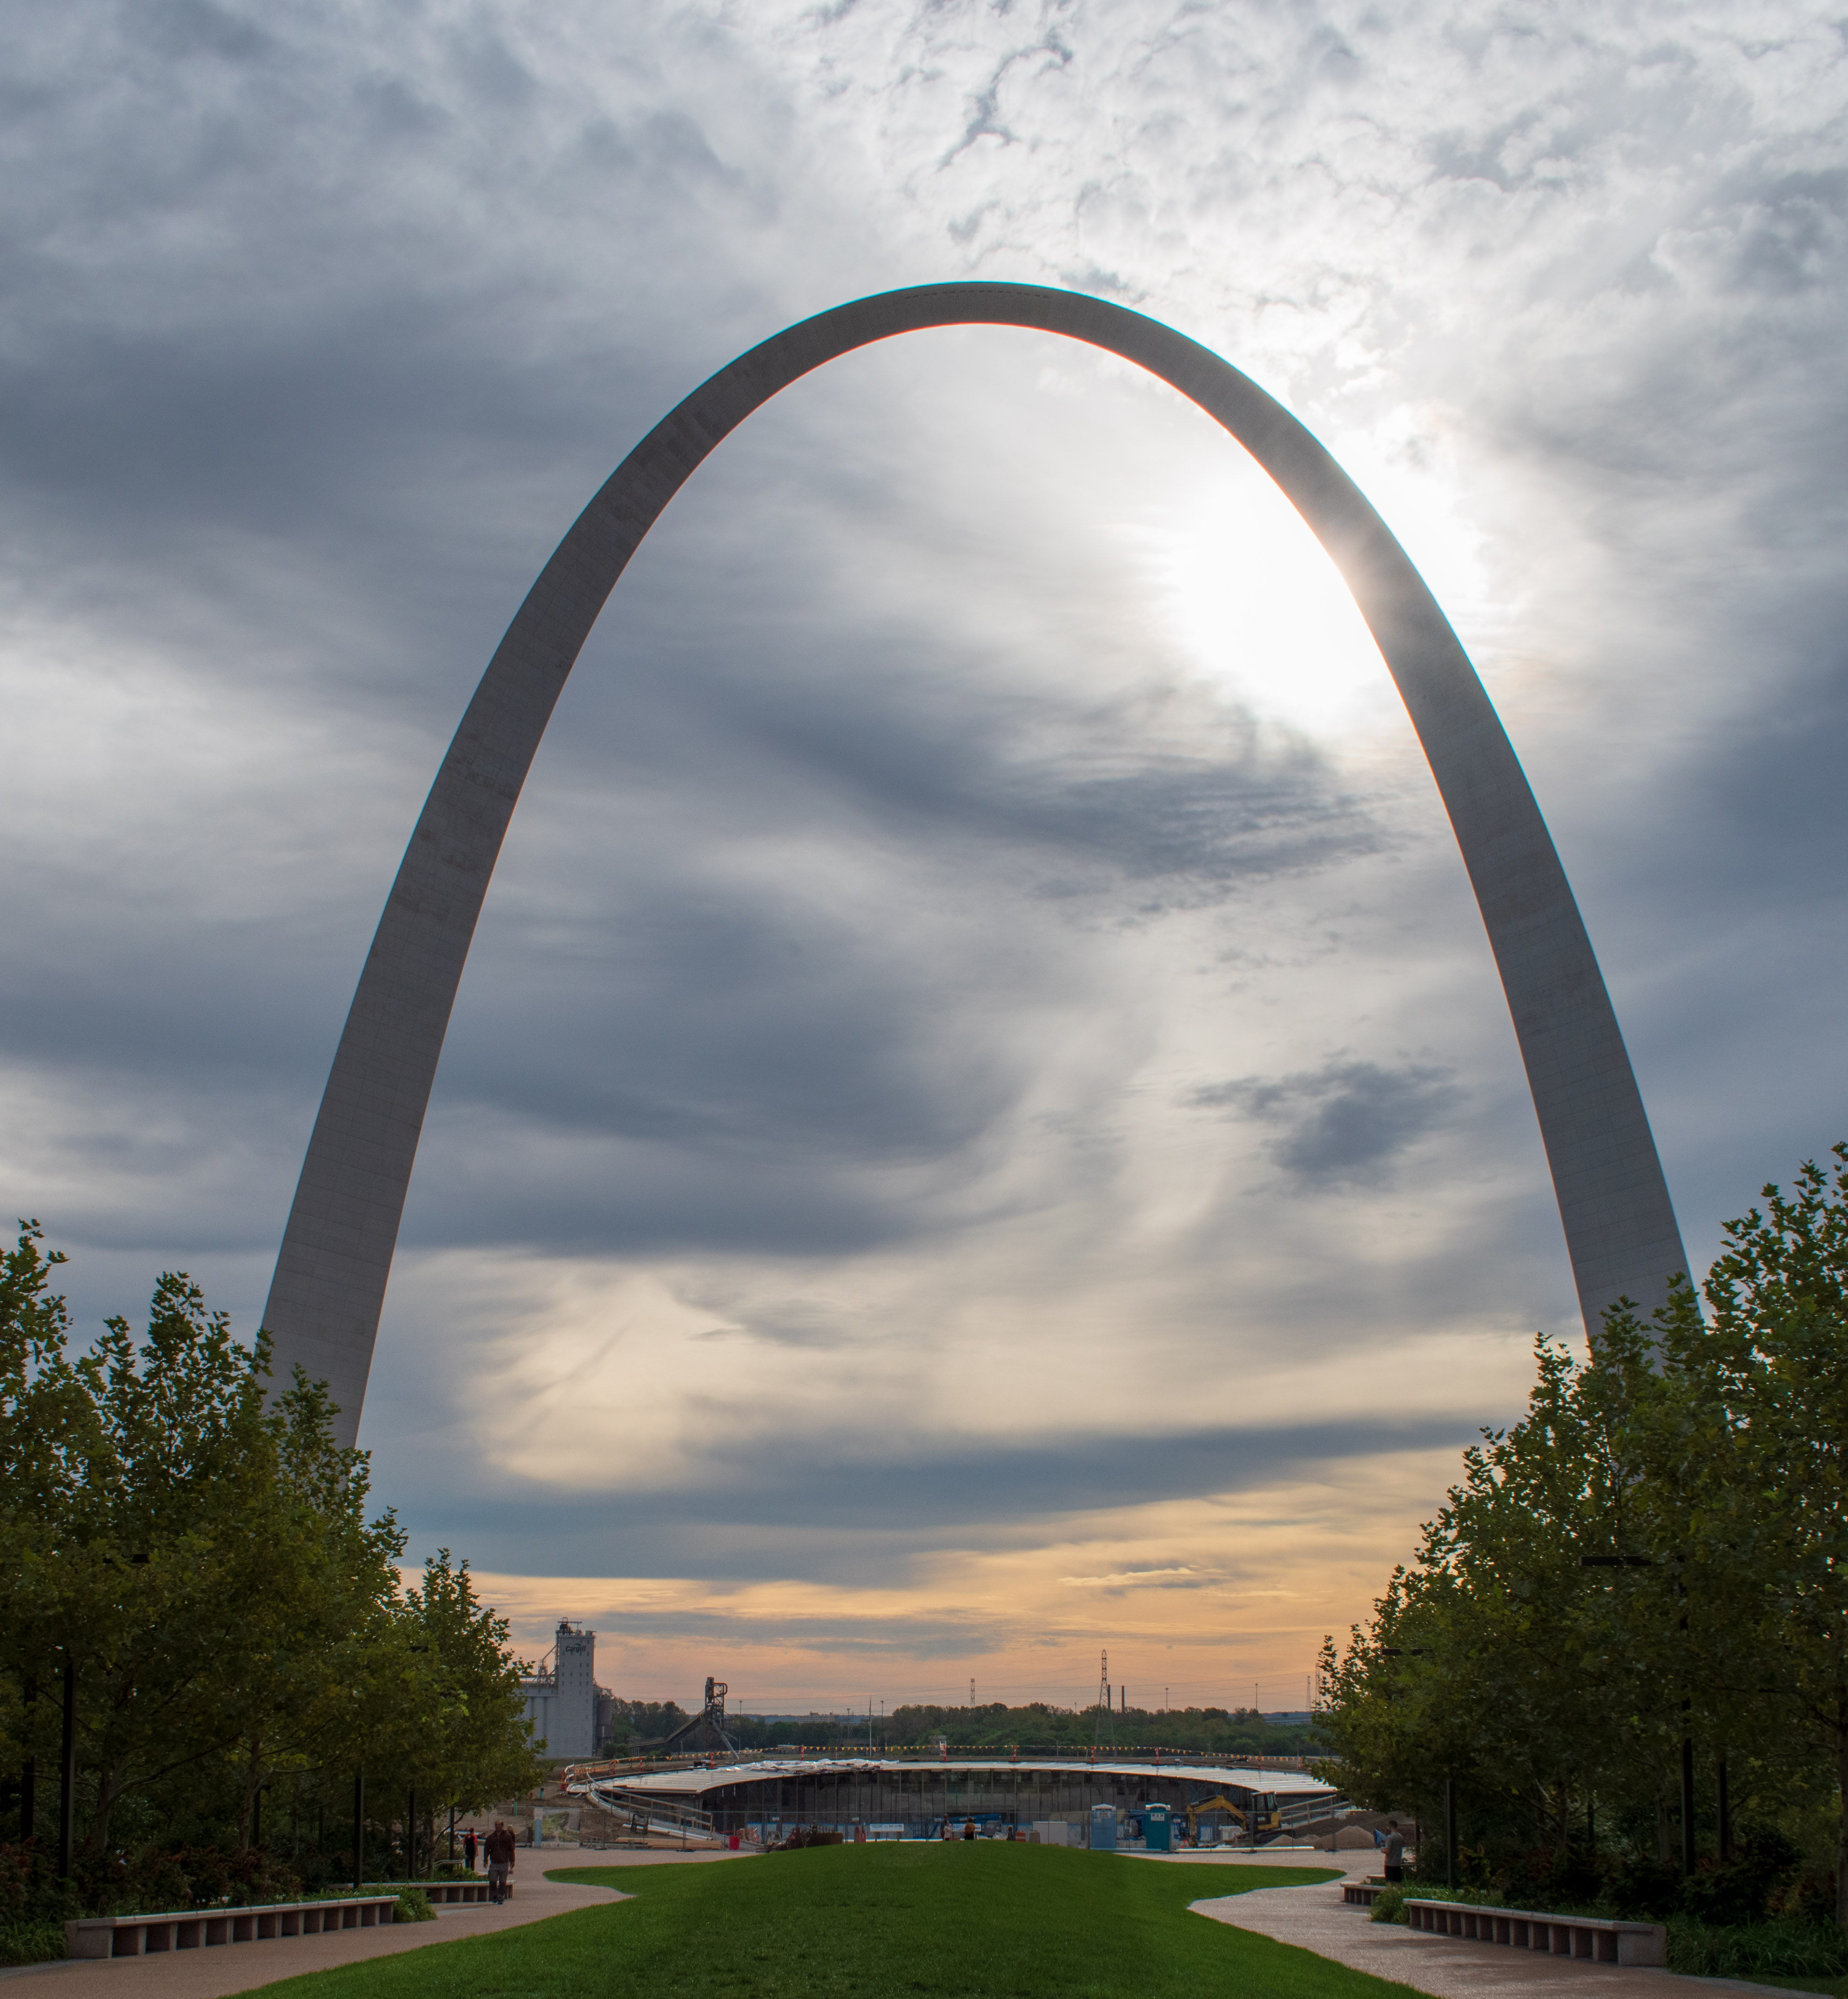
66 1894 402 1959
1404 1898 1667 1967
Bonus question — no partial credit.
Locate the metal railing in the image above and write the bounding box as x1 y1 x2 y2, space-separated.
587 1783 718 1841
565 1745 1324 1781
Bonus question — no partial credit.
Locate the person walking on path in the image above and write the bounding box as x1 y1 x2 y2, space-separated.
485 1819 517 1904
1382 1820 1405 1884
464 1828 477 1872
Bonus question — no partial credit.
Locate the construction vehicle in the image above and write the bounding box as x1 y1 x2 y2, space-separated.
1182 1791 1281 1844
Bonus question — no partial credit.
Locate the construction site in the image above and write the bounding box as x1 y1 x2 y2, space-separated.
566 1755 1341 1848
462 1676 1375 1857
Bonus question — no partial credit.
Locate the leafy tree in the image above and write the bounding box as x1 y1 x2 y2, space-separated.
1648 1147 1848 1924
1318 1145 1848 1927
1316 1324 1689 1867
0 1225 91 1810
53 1273 385 1846
208 1370 410 1849
0 1228 541 1891
365 1550 545 1818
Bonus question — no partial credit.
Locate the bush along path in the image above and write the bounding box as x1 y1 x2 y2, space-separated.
1366 1879 1848 1986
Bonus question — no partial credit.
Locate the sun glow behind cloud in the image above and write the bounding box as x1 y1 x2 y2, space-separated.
1136 471 1390 741
1132 410 1499 745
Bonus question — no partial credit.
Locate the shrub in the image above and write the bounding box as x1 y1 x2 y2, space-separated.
0 1844 77 1925
1679 1830 1801 1927
1666 1918 1848 1980
0 1840 303 1923
1771 1871 1839 1927
393 1888 436 1923
0 1919 67 1969
1495 1850 1605 1913
1606 1853 1681 1919
1369 1884 1407 1924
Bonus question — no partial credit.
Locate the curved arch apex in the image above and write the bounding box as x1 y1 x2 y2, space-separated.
262 282 1685 1445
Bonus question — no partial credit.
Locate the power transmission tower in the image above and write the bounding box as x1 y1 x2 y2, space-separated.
1092 1649 1115 1752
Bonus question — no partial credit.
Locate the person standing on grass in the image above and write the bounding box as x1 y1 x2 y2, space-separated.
963 1819 977 1841
464 1828 477 1872
1383 1820 1405 1883
485 1818 517 1904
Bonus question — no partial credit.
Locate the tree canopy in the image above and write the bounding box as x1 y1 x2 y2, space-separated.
1317 1145 1848 1927
0 1225 544 1893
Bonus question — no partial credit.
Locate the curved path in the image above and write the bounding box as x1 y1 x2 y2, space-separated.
261 283 1688 1443
1182 1851 1794 1999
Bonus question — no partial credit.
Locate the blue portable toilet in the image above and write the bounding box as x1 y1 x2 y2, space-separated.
1142 1803 1172 1852
1089 1804 1117 1851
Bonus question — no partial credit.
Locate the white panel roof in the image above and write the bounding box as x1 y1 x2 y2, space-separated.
597 1758 1336 1799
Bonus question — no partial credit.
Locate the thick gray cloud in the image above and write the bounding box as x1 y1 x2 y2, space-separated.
1192 1060 1465 1186
395 1413 1474 1581
4 0 1846 1696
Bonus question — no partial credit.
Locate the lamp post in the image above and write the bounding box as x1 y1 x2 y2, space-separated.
1379 1649 1440 1881
57 1654 75 1879
18 1675 35 1845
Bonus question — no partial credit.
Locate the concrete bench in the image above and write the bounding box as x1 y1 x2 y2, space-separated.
355 1879 490 1905
65 1893 402 1960
1343 1878 1387 1906
420 1880 491 1904
1404 1898 1667 1967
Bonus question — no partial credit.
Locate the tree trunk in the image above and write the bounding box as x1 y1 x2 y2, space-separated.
1656 1777 1671 1867
1835 1718 1848 1932
238 1743 263 1851
91 1764 125 1851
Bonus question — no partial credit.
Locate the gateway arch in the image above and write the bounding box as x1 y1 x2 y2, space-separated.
263 282 1687 1446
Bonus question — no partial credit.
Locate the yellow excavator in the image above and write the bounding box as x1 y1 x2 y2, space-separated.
1182 1792 1281 1843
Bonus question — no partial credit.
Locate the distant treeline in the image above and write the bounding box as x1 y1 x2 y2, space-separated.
603 1698 1324 1758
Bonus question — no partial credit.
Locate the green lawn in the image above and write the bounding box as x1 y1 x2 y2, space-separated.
246 1847 1426 1999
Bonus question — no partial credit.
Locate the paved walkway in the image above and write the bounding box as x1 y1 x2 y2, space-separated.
1176 1850 1801 1999
0 1850 748 1999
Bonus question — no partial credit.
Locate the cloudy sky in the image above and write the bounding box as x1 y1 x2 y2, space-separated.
4 0 1845 1715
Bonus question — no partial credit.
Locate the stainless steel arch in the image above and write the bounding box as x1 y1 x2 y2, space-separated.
264 282 1686 1444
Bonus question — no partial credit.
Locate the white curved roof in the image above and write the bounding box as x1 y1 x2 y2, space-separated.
599 1757 1336 1799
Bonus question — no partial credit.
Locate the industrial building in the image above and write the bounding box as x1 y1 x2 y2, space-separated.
590 1757 1341 1844
521 1620 603 1760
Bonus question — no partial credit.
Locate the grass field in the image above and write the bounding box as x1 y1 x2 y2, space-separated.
249 1847 1423 1999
